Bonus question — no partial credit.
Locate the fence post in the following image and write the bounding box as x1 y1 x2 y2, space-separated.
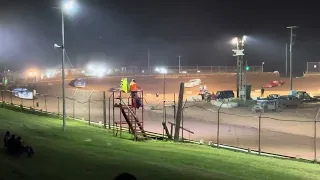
1 90 3 102
88 97 91 125
102 91 107 129
107 92 110 129
173 93 176 119
181 108 184 141
44 95 47 112
10 91 12 104
314 119 317 162
173 82 184 141
33 97 35 108
112 92 115 135
57 97 60 118
217 101 225 148
313 108 320 162
73 99 75 120
258 112 262 155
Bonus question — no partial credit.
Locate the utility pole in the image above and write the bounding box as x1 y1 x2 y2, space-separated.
147 49 150 73
61 9 67 131
178 56 182 73
285 43 288 76
287 26 298 90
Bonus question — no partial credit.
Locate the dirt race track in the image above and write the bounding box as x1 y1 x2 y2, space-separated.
6 72 320 160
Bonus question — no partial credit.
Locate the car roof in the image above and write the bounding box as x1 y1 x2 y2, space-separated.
217 90 233 92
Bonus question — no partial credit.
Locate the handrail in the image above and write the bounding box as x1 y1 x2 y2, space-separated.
119 98 138 119
168 121 194 134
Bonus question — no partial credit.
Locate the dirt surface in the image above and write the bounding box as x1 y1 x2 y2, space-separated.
10 72 320 160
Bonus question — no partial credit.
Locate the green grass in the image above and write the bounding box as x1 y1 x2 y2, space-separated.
0 109 319 180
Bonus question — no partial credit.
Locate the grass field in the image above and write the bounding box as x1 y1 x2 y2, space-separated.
0 109 319 180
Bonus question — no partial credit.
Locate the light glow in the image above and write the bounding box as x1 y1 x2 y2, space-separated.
155 67 167 74
63 0 74 11
232 37 238 45
242 35 247 42
85 63 108 77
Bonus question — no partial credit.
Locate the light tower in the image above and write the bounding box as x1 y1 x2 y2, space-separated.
232 36 246 100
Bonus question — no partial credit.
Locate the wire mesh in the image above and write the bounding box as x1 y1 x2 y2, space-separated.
45 95 59 115
2 87 320 161
180 105 217 143
34 94 47 111
74 100 89 121
261 117 314 160
306 62 320 73
11 92 21 105
218 110 259 151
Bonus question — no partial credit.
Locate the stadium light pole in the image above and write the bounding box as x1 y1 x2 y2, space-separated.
232 36 246 99
287 26 298 90
54 0 76 131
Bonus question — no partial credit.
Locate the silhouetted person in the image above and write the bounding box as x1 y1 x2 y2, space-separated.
3 131 10 148
7 134 16 154
15 136 34 157
261 87 265 97
114 173 137 180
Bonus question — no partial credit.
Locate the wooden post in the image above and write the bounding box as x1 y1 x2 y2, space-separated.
174 82 184 141
162 122 172 139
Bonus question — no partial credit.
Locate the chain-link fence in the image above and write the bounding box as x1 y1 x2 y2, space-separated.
0 89 112 128
306 62 320 74
121 66 263 74
1 88 320 161
159 100 320 161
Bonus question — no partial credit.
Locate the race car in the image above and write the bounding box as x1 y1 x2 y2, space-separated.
69 78 86 88
263 80 284 88
109 86 121 92
12 88 34 100
184 79 201 88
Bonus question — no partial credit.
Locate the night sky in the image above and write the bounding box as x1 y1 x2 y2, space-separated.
0 0 319 75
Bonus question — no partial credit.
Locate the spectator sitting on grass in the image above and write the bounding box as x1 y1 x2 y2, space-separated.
3 131 10 148
15 136 34 157
7 134 16 154
114 173 137 180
